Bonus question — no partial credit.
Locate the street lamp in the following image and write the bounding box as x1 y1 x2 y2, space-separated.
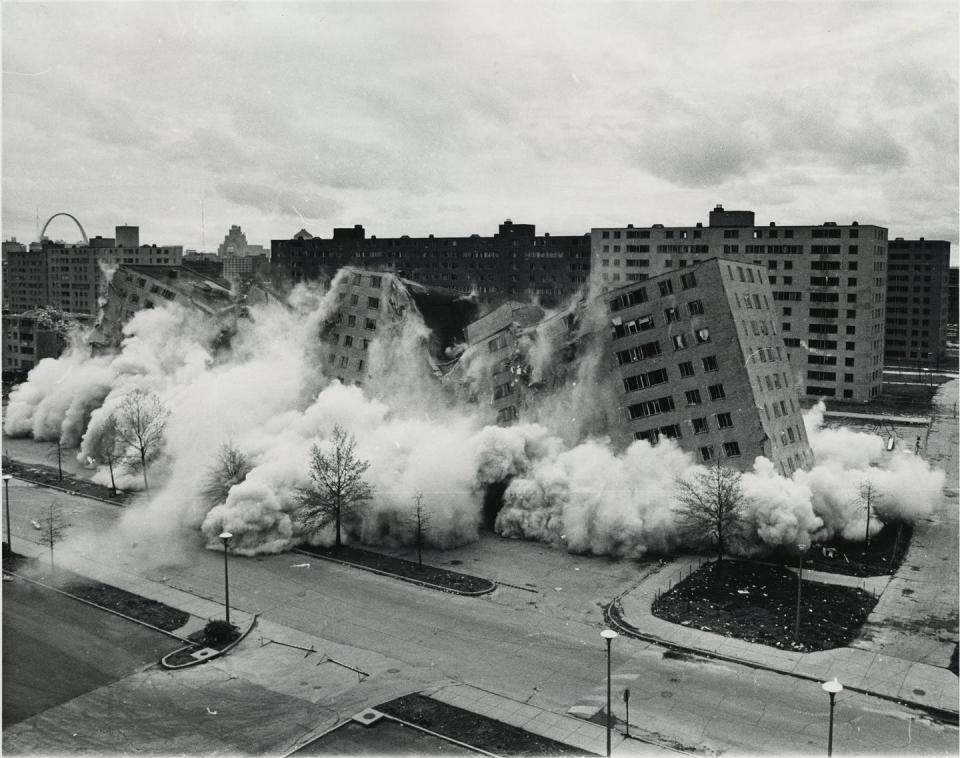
795 542 808 643
2 474 12 553
219 531 233 627
822 677 843 756
600 628 618 756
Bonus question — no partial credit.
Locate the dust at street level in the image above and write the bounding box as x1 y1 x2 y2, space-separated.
2 470 957 755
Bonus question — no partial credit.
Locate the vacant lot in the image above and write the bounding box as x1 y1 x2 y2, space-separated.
2 576 178 725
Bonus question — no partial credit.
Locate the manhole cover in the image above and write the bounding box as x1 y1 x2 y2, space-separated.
913 688 926 696
661 691 674 698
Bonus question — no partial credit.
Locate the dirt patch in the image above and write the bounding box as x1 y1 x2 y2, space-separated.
377 694 591 756
4 457 131 504
652 560 877 652
296 544 494 594
771 522 913 577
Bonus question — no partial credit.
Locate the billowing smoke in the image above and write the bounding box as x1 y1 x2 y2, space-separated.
3 276 946 563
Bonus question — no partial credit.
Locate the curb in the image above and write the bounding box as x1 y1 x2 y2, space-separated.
2 568 192 643
603 599 959 727
3 465 129 508
292 548 496 597
161 614 259 669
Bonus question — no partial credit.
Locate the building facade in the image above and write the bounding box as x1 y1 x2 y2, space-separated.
3 228 183 317
885 238 951 367
591 206 888 402
2 309 91 372
92 265 235 348
273 220 591 309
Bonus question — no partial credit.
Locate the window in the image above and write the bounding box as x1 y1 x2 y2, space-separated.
680 272 697 289
343 335 353 347
610 287 648 312
496 406 518 424
352 274 363 285
678 361 695 378
623 368 669 393
370 275 382 287
716 412 733 429
709 383 725 400
488 334 508 352
616 341 662 365
695 328 710 344
364 318 377 330
350 293 359 305
628 395 675 419
347 314 357 327
368 297 380 309
685 389 702 405
660 424 682 440
658 279 674 296
664 307 680 323
702 356 719 372
722 441 741 457
688 299 704 315
493 382 514 399
692 417 709 434
700 446 714 462
339 355 349 368
672 334 688 350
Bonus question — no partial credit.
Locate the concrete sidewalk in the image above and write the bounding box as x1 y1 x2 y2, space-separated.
425 681 676 756
615 556 958 718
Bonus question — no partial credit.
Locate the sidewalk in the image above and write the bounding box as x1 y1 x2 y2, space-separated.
424 681 675 756
615 557 959 718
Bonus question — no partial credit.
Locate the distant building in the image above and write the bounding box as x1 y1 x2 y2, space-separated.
3 238 26 254
591 206 888 402
2 308 91 372
217 225 268 259
451 257 813 475
183 251 224 278
949 267 958 327
885 238 951 367
92 265 235 348
2 227 183 316
272 219 591 309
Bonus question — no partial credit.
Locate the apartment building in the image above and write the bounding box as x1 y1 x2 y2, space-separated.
320 268 478 385
92 265 235 348
273 220 591 309
591 206 888 402
885 238 951 367
2 229 183 317
2 309 91 372
448 257 811 474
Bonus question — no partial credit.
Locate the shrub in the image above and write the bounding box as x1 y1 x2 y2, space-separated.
203 619 238 645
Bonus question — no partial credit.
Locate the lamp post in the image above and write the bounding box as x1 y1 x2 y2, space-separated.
794 543 808 643
822 678 843 756
219 531 233 627
600 628 618 756
2 474 12 553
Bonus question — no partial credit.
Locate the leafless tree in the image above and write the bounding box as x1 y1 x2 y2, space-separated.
88 414 123 495
40 503 70 571
202 441 252 506
409 491 433 570
114 389 169 496
854 480 883 549
297 425 373 549
675 461 749 570
45 440 65 481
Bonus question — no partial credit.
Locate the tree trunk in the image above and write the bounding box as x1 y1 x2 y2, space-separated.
57 443 63 481
335 506 342 549
140 451 150 496
108 458 117 496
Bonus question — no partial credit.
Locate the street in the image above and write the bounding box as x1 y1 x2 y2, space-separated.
2 469 956 755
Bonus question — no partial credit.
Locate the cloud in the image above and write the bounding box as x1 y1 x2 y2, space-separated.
217 181 342 222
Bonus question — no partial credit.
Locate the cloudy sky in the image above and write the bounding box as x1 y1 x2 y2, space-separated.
3 1 957 259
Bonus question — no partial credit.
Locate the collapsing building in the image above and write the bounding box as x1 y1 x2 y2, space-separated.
444 257 813 475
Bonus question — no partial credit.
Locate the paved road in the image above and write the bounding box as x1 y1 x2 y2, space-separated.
2 576 177 726
3 472 956 755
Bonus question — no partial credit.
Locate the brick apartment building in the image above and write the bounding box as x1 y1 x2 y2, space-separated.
2 227 182 317
449 257 812 475
885 238 951 367
272 220 591 309
591 206 888 402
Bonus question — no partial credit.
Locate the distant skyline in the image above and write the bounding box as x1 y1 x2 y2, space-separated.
3 1 957 261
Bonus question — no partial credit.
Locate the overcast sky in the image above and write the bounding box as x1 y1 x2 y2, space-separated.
2 1 957 260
